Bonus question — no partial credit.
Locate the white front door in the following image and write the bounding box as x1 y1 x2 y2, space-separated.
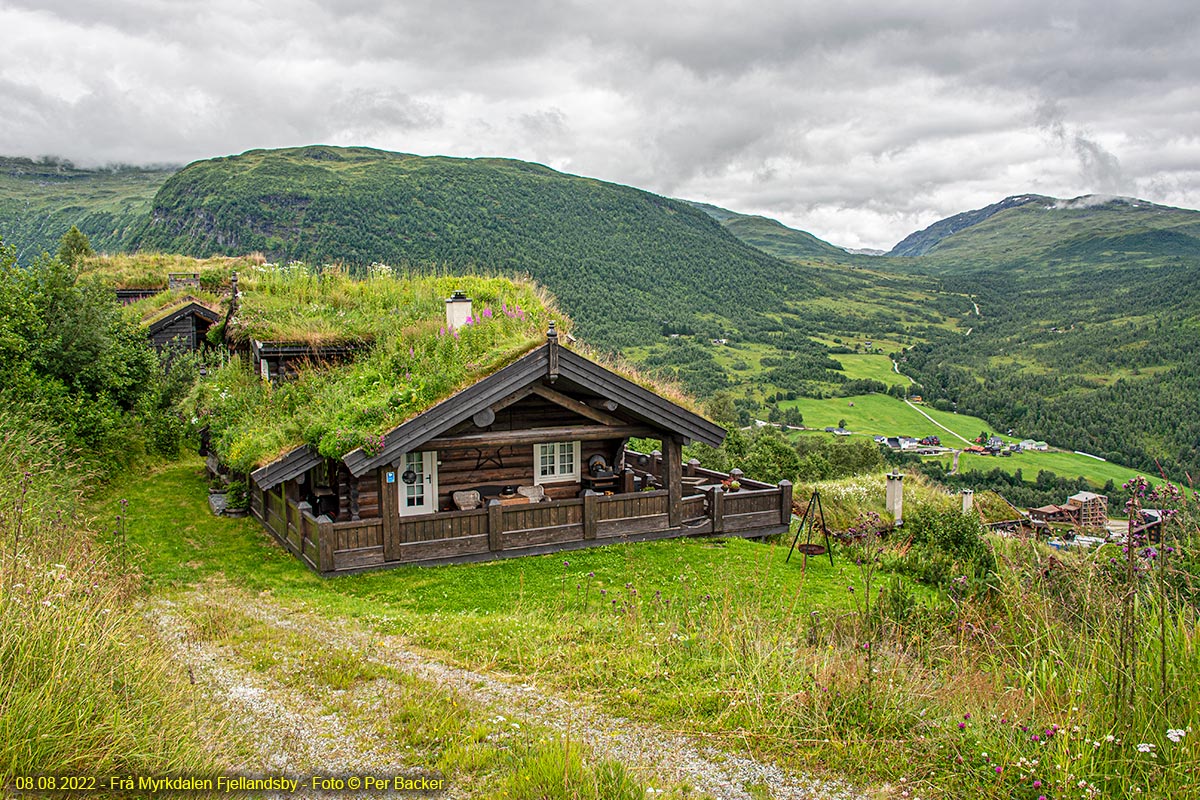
399 451 438 516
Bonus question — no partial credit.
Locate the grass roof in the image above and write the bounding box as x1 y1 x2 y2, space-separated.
79 252 257 290
125 289 224 328
193 266 569 472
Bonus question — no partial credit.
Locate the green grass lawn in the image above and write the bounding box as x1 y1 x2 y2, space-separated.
95 457 937 786
92 457 1200 798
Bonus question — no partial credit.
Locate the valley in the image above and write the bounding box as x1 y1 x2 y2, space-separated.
3 145 1199 487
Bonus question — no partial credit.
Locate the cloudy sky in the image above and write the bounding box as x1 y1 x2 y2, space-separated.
2 1 1198 250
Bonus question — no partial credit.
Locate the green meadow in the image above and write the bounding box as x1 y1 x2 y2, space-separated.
87 456 1200 799
784 392 1147 488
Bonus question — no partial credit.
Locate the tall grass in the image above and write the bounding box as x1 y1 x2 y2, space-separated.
412 502 1200 798
0 412 213 780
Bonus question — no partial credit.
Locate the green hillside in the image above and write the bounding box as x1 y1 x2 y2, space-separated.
0 156 173 260
685 201 853 263
888 194 1200 273
883 195 1200 478
887 195 1044 257
127 146 826 348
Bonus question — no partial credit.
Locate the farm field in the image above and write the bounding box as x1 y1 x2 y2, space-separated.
783 393 1148 487
952 450 1143 487
834 353 910 387
781 393 987 439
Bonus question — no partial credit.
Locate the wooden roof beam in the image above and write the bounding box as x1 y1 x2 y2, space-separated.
424 424 653 450
529 383 624 426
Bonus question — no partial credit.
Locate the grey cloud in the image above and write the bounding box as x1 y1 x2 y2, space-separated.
1 0 1198 249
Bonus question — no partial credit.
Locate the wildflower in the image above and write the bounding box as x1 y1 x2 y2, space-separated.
1136 742 1155 753
1033 780 1042 789
1167 729 1187 743
959 722 966 730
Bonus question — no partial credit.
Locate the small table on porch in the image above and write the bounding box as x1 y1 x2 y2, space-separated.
482 492 531 506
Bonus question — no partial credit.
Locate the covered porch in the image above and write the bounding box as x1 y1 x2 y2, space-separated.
251 451 792 574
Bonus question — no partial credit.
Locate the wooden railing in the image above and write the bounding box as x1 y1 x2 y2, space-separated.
252 473 791 575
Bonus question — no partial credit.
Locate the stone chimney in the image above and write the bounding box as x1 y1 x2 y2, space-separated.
445 290 472 331
962 489 974 514
885 472 904 526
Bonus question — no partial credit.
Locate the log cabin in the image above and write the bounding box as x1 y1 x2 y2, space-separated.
249 321 793 574
142 297 221 353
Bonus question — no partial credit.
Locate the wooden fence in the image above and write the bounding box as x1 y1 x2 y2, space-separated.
252 477 791 575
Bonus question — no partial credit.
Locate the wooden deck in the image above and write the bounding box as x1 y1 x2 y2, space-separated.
252 471 792 574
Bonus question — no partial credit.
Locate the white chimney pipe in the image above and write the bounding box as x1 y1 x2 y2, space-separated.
445 290 473 331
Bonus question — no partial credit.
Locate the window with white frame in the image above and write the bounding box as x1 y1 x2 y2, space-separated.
534 441 580 484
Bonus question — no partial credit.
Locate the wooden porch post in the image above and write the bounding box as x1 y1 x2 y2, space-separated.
487 499 504 552
582 490 597 540
709 487 725 534
778 480 793 526
317 514 334 573
380 466 400 562
622 468 635 493
296 501 312 550
665 436 682 528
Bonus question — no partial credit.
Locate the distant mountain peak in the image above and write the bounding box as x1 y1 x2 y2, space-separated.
888 195 1046 257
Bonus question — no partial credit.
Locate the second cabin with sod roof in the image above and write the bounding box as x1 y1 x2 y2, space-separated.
237 289 792 574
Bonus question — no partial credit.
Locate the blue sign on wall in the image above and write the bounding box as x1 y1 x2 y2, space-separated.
386 471 396 484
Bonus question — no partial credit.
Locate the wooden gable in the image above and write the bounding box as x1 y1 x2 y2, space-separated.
343 338 724 478
145 299 221 352
252 332 724 492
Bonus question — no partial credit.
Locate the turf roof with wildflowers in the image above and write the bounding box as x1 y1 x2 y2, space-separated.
78 252 254 291
125 289 224 327
192 263 566 473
